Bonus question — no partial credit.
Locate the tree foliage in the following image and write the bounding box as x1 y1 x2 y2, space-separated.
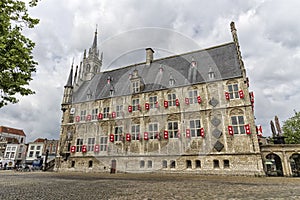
0 0 39 108
283 111 300 144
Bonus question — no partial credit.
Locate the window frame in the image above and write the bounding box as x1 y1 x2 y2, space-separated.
188 90 198 104
231 115 246 134
76 138 83 152
168 121 179 138
148 123 158 140
100 136 108 151
167 93 176 107
87 137 95 152
189 119 201 138
228 83 239 99
132 98 140 112
103 107 110 118
149 96 158 109
131 124 140 141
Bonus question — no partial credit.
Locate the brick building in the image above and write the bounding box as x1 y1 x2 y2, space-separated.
56 22 265 176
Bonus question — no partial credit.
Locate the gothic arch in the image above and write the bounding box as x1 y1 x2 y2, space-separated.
229 108 244 116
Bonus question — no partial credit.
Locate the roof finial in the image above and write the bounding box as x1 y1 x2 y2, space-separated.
92 25 98 49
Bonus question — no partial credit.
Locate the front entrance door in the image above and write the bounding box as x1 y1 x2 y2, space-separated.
111 159 116 174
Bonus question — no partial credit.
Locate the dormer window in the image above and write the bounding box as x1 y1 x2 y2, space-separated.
87 89 92 99
107 76 112 84
169 74 175 86
132 81 140 93
109 86 114 96
208 68 215 80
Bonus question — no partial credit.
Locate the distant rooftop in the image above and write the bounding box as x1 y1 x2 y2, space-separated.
0 126 26 137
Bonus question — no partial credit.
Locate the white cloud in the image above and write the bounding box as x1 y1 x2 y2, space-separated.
1 0 300 141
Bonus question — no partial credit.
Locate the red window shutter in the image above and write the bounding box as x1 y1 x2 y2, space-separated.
110 134 114 142
145 103 150 110
86 114 92 121
128 105 132 112
94 144 99 152
249 91 254 103
164 130 168 139
177 130 181 138
245 124 251 135
98 113 103 120
175 99 180 106
144 132 148 140
186 129 190 138
112 112 116 118
138 104 141 111
164 100 168 108
185 98 189 105
256 125 263 136
75 116 80 122
228 126 234 135
197 96 202 104
225 92 230 100
239 90 244 99
82 145 87 153
70 146 76 153
200 128 205 137
126 133 131 141
155 133 160 140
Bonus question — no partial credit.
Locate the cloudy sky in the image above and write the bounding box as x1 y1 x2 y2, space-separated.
1 0 300 142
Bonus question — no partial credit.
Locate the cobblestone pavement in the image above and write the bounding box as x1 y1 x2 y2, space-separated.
0 171 300 200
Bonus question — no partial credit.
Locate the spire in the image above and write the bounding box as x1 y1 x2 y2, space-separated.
92 25 98 50
74 65 78 85
65 63 73 87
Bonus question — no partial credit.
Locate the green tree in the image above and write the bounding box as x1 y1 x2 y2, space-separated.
283 111 300 144
0 0 39 108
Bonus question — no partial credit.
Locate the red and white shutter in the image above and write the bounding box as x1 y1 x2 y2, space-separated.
75 116 80 122
82 145 87 153
155 132 160 140
128 105 132 112
185 98 190 105
239 90 244 99
249 92 254 103
94 144 99 152
155 101 159 108
197 96 202 104
177 130 181 138
112 112 116 118
186 129 190 138
228 126 234 135
126 133 131 141
164 130 168 139
200 128 205 137
70 146 76 153
164 100 168 108
145 103 150 110
245 124 251 135
225 92 230 100
175 99 180 107
144 132 149 140
109 134 114 142
98 113 103 120
86 114 92 121
137 104 141 111
256 125 263 136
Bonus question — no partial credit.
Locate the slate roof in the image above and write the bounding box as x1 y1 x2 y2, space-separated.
73 42 242 103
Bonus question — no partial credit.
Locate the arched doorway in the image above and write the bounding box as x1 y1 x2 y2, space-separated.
265 153 283 176
290 153 300 177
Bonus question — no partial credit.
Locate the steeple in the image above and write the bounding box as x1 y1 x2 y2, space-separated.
65 63 73 87
62 62 74 107
92 26 97 50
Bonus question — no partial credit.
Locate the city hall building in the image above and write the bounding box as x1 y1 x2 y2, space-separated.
56 22 265 176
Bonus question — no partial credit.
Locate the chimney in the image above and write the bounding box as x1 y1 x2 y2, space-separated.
145 48 154 65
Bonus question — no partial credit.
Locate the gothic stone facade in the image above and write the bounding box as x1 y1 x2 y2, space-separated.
56 22 265 176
